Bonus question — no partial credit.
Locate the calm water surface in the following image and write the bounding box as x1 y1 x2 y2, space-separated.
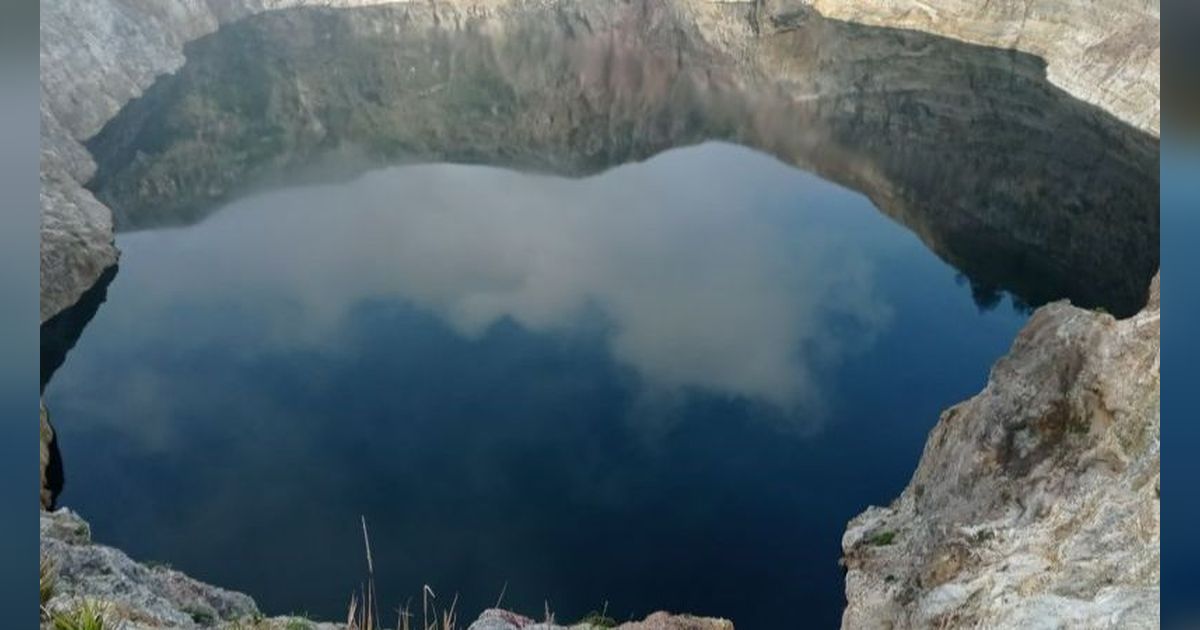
41 4 1160 628
46 143 1029 627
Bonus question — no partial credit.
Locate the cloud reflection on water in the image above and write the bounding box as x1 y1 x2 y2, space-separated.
111 142 891 424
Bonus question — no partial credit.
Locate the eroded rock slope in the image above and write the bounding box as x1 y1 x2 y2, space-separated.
842 275 1161 629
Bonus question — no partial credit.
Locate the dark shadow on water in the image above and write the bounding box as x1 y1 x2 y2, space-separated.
40 265 117 508
41 264 118 392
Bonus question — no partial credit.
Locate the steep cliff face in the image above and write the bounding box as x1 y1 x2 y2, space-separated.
841 275 1160 629
795 0 1160 135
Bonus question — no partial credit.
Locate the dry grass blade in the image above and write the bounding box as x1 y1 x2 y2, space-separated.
397 601 413 630
361 516 374 575
344 518 461 630
40 552 58 609
494 581 507 608
441 593 459 630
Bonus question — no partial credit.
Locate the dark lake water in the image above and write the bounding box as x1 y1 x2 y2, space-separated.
43 142 1036 626
41 4 1160 629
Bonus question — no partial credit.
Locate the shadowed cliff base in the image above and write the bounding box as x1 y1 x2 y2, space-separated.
41 264 118 392
39 265 117 509
82 1 1158 319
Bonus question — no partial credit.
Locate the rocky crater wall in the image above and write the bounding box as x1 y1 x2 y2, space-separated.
41 0 1160 323
39 0 1161 628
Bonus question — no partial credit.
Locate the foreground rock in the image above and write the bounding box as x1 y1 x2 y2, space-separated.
41 509 263 629
42 509 732 629
841 275 1160 629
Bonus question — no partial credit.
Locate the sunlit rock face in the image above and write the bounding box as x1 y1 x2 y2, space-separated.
842 275 1160 629
794 0 1161 135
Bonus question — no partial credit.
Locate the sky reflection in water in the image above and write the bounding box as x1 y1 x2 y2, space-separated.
46 142 1028 628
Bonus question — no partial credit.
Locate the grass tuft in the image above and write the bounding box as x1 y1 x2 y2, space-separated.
347 517 459 630
284 616 315 630
579 612 618 628
48 599 114 630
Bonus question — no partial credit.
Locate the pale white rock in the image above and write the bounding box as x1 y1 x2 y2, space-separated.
841 275 1160 629
796 0 1160 135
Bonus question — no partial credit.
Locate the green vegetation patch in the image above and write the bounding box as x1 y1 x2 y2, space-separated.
49 599 114 630
578 611 618 628
867 530 897 546
285 617 316 630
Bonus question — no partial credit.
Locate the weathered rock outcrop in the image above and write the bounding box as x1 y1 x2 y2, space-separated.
41 508 262 629
841 274 1160 628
